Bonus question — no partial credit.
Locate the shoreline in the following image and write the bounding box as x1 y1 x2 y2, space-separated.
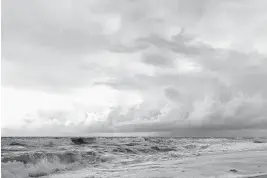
47 149 267 178
245 174 267 178
247 176 267 178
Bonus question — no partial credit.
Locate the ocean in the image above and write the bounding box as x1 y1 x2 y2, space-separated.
2 137 267 178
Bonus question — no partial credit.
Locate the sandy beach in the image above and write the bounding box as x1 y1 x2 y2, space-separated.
247 175 267 178
2 137 267 178
47 150 267 178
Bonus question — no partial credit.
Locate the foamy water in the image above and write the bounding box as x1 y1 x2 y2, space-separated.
2 137 267 178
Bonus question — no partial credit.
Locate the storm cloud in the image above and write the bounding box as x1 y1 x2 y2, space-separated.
2 0 267 136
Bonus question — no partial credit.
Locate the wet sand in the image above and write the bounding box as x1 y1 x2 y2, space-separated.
246 175 267 178
47 150 267 178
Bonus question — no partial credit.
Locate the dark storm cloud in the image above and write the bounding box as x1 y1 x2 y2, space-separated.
94 30 267 133
2 0 267 136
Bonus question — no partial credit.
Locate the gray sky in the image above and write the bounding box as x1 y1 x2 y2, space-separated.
2 0 267 137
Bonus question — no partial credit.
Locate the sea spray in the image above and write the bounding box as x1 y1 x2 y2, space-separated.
2 137 267 178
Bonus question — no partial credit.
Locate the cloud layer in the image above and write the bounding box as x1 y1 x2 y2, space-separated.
2 0 267 136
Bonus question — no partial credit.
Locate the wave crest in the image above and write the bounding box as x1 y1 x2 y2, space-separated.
1 149 106 178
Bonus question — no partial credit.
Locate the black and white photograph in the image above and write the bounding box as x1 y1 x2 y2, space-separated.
1 0 267 177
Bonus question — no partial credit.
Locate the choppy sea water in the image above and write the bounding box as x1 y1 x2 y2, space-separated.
2 137 267 178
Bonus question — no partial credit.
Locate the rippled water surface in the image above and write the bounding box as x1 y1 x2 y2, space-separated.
2 137 267 178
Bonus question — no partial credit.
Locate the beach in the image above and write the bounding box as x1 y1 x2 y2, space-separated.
2 137 267 178
47 150 267 178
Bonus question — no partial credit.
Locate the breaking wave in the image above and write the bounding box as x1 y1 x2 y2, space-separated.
2 158 70 178
1 149 108 178
2 150 102 164
3 137 265 178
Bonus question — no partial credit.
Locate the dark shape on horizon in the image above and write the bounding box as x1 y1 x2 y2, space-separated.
70 137 96 145
229 169 238 173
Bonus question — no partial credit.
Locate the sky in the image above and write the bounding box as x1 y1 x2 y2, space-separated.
1 0 267 137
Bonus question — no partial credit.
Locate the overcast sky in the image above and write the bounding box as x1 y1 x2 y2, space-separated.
2 0 267 137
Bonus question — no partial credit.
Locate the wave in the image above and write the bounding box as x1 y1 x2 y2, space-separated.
2 146 29 152
9 142 27 146
2 157 74 178
6 137 259 178
2 137 72 148
110 144 188 155
1 150 109 178
111 139 207 155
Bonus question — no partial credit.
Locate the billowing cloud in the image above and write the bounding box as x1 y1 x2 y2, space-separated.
2 0 267 136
